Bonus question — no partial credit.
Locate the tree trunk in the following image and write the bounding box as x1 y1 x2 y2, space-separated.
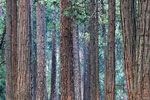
120 0 136 100
6 0 13 99
50 6 57 100
30 0 37 99
135 1 150 99
104 0 116 100
60 0 74 99
90 0 97 99
12 0 17 99
95 0 100 99
36 1 47 100
6 0 17 99
83 29 90 100
73 22 81 100
101 0 107 99
121 0 150 100
16 0 31 99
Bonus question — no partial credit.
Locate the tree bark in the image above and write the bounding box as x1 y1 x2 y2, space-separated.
121 0 150 100
135 1 150 99
83 29 90 100
12 0 17 99
6 0 13 99
104 0 116 100
16 0 31 99
36 1 47 100
101 0 107 99
73 22 81 100
90 0 97 99
30 0 37 99
95 0 100 99
120 0 137 100
6 0 17 99
50 6 58 100
60 0 74 99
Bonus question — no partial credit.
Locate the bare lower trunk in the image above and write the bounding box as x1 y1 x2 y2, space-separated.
60 0 74 99
95 0 100 99
50 8 57 99
16 0 31 99
12 0 17 99
104 0 116 100
36 1 47 100
83 30 90 100
101 0 107 99
120 0 150 100
90 0 96 99
6 0 13 99
120 0 137 100
73 22 81 100
30 0 37 100
135 1 150 99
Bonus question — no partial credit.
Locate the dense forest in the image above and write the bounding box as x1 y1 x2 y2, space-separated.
0 0 150 100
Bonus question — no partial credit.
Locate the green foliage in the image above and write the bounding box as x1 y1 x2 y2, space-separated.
0 66 6 100
62 0 90 24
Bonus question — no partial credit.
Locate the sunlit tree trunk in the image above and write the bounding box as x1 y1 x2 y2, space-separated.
16 0 31 99
60 0 74 99
36 1 47 100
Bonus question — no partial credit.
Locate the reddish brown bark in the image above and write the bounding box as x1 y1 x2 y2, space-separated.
6 0 13 99
90 0 96 99
95 0 100 99
120 0 137 100
73 22 81 100
12 0 17 99
36 1 47 100
60 0 74 100
6 0 17 99
120 0 150 100
104 0 116 100
16 0 31 99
